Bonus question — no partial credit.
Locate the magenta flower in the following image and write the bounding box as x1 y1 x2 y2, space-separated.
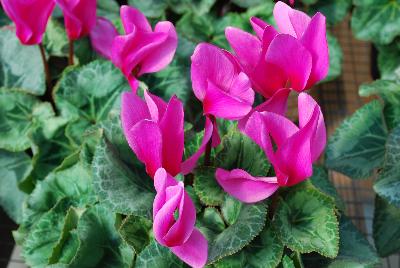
153 168 208 268
191 43 254 120
242 93 326 187
89 17 118 60
111 5 177 91
56 0 96 41
121 90 218 178
1 0 55 45
216 169 279 203
225 1 328 98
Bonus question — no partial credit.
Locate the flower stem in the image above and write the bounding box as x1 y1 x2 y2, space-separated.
204 115 216 166
268 191 280 220
38 43 51 89
68 39 74 65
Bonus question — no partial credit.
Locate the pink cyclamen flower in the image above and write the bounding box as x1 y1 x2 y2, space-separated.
90 17 118 60
191 43 254 120
242 93 326 187
289 0 294 5
111 5 177 92
56 0 97 40
225 1 328 98
153 168 208 268
121 90 218 178
1 0 55 45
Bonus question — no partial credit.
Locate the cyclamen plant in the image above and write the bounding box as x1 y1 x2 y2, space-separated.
118 2 327 266
0 0 383 267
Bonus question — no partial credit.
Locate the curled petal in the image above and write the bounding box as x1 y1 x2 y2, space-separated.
203 78 254 120
171 229 208 268
90 17 118 60
298 93 326 161
181 117 216 175
250 17 268 40
216 168 279 203
120 5 151 33
144 90 167 122
138 21 178 75
273 1 310 38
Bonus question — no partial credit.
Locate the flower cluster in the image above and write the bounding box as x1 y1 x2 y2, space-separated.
2 1 327 267
117 2 328 267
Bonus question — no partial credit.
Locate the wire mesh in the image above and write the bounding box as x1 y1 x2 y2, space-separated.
316 16 400 267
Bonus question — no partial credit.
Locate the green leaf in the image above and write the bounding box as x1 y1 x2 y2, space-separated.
374 124 400 207
351 0 400 45
326 100 387 179
128 0 167 18
373 195 400 257
43 19 69 57
360 79 400 129
282 255 296 268
309 0 351 26
200 207 226 234
216 128 271 176
22 198 74 267
377 42 400 81
274 187 339 258
23 155 96 228
324 33 342 82
214 252 246 268
193 167 225 206
310 166 345 210
328 215 379 267
176 12 214 44
207 201 268 264
93 136 155 218
0 89 40 151
0 28 45 95
245 220 284 268
97 0 120 20
221 195 242 226
0 149 31 223
231 0 264 8
135 239 185 268
212 13 249 50
168 0 216 15
54 60 128 124
69 204 135 267
119 215 153 253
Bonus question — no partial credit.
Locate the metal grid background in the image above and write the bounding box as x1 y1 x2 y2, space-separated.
1 15 400 268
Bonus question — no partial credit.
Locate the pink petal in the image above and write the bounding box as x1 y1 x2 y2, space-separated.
121 92 151 136
265 34 312 91
301 12 329 88
159 96 185 176
261 25 279 53
191 43 237 101
144 90 167 122
181 117 214 175
1 0 55 45
216 168 279 203
298 93 326 161
273 1 296 36
90 17 118 60
170 229 208 268
203 79 254 120
275 106 320 186
251 60 287 97
138 21 178 75
163 183 196 246
262 111 299 147
153 168 179 216
250 17 268 40
128 120 163 178
120 5 151 34
56 0 96 40
225 27 262 75
238 88 290 131
288 8 311 39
